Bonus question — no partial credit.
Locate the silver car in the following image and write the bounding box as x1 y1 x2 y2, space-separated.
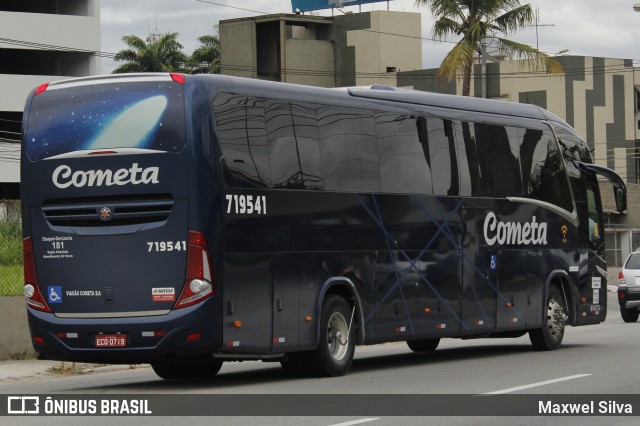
617 251 640 322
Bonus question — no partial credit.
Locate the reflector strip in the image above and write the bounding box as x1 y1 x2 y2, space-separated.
142 331 154 337
395 327 406 333
273 337 285 343
226 341 240 347
436 324 446 329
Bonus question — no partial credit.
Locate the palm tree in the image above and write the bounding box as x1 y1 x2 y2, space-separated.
112 32 188 74
190 27 221 74
415 0 563 96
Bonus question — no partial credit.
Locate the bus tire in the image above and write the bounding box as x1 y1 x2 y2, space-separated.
529 285 566 351
620 306 640 323
307 295 355 377
151 357 223 380
407 338 440 353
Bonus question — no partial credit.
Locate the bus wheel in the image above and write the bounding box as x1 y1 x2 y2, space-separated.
620 306 640 323
151 357 223 380
529 285 566 351
407 338 440 353
307 295 356 377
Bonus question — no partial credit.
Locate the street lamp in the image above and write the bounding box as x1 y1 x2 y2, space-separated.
634 4 640 12
553 49 570 56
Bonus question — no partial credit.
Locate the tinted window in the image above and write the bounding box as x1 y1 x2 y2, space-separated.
291 102 323 190
265 100 304 188
375 113 432 194
473 123 523 197
26 80 186 161
427 118 453 196
520 128 573 212
214 94 269 186
554 125 592 163
318 105 380 192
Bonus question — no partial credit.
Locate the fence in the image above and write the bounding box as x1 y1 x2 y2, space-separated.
0 201 22 297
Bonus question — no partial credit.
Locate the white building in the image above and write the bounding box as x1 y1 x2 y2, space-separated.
0 1 101 198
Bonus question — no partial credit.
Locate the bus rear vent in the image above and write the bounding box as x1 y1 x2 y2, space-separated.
42 195 174 228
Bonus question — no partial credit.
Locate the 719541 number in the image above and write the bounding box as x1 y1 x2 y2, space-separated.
226 194 267 215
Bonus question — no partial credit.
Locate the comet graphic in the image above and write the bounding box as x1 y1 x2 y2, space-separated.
85 95 168 150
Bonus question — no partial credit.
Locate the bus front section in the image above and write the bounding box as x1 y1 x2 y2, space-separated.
21 74 219 366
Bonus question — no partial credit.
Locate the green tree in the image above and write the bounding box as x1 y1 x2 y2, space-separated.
112 32 188 73
415 0 563 96
190 27 221 74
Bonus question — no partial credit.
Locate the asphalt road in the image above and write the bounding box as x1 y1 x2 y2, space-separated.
2 292 639 425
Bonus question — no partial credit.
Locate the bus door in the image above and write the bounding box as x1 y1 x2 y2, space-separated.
583 178 606 320
462 200 497 335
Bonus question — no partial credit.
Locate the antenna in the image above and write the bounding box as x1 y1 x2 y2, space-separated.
529 8 555 50
148 10 162 43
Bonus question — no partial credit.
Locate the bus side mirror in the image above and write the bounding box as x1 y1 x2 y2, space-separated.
614 185 627 212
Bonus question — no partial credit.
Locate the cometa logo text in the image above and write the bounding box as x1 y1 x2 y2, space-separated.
52 163 159 189
483 212 548 246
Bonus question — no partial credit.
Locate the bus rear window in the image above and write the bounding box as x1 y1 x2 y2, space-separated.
25 80 186 161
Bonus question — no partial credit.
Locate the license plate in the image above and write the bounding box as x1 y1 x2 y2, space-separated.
95 334 126 348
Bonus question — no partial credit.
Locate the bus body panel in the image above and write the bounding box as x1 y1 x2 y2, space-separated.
21 73 620 367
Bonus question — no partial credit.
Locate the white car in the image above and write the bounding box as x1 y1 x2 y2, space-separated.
617 251 640 322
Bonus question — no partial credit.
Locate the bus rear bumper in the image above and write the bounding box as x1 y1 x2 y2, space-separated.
26 302 220 364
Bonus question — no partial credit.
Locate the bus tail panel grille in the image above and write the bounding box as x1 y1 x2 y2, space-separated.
42 195 174 228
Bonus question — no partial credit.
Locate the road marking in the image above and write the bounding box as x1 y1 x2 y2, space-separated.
328 418 380 426
483 373 592 395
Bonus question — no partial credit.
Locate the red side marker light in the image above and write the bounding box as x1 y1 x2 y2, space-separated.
33 336 45 345
186 333 201 343
34 83 49 96
170 73 185 85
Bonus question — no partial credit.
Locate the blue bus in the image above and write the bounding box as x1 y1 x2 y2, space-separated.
21 73 627 378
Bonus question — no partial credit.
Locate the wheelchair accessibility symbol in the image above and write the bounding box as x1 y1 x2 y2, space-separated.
490 255 497 270
48 286 62 304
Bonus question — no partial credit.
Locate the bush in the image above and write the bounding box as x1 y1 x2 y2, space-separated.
0 221 22 296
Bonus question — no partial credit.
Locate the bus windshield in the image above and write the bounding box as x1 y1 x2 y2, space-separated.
25 80 186 161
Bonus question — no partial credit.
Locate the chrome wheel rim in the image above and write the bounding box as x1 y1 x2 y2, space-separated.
547 298 565 336
327 311 349 361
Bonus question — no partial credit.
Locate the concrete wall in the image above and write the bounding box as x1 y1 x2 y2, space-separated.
285 39 334 87
220 20 257 79
335 11 422 87
0 297 34 360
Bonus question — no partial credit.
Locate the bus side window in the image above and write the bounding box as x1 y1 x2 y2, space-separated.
318 105 380 193
586 186 603 250
291 102 323 190
521 129 573 212
265 100 305 189
426 118 452 196
474 123 523 197
213 94 269 186
375 112 433 194
451 121 472 196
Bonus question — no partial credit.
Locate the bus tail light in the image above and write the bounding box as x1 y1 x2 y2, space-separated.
23 237 51 313
618 271 626 285
174 231 215 309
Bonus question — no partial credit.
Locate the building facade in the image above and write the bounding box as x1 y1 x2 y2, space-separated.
0 1 101 198
220 10 422 88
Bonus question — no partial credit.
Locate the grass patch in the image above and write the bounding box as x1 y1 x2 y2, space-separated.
9 351 37 360
0 264 23 297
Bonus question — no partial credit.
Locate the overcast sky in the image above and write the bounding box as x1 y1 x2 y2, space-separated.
100 0 640 73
